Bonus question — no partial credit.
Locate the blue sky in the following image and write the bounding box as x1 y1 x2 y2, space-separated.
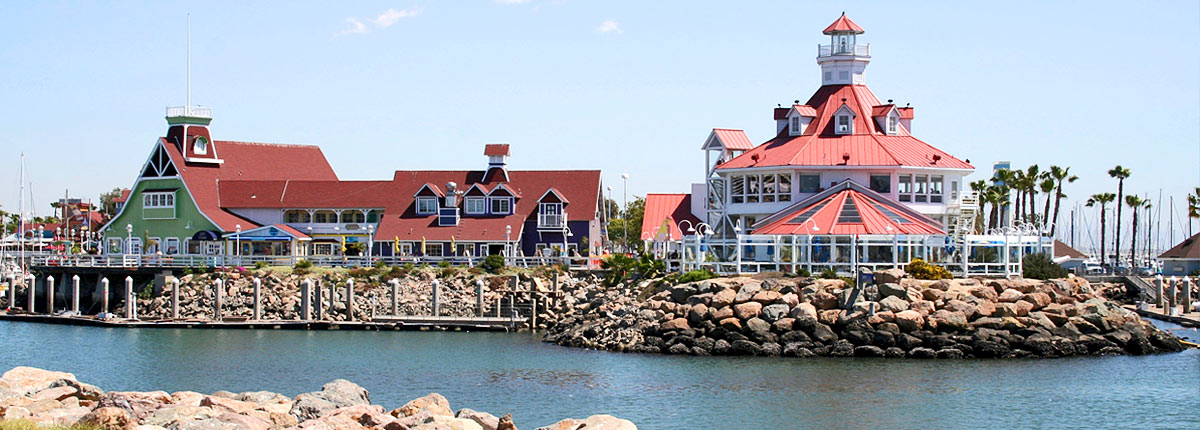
1 1 1197 245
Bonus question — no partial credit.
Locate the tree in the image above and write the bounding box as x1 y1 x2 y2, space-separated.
606 197 645 253
1048 166 1078 236
99 188 125 216
1125 195 1149 266
992 168 1016 227
1107 166 1131 265
969 180 988 233
1087 193 1117 265
1188 187 1200 221
1024 165 1041 222
1039 177 1055 229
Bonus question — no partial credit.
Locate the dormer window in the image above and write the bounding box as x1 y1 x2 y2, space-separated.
837 115 852 134
489 197 512 215
416 197 438 215
465 197 486 215
887 116 898 134
790 117 800 134
193 136 208 155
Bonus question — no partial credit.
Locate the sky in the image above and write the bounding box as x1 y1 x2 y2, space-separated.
0 1 1197 249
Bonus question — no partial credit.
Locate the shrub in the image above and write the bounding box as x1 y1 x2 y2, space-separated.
480 254 506 274
818 267 839 279
1022 253 1067 280
905 258 952 280
795 268 812 277
343 242 365 256
600 254 666 287
374 259 388 269
254 261 268 270
440 266 461 278
293 259 313 275
677 269 718 284
437 261 451 268
348 267 373 278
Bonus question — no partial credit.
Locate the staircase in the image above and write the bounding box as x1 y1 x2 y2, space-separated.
946 192 979 238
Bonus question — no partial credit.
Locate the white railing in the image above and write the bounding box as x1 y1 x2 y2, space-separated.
24 253 599 270
818 43 870 57
537 212 566 229
165 105 213 118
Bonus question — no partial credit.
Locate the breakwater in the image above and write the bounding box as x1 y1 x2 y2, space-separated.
0 366 635 430
542 270 1186 358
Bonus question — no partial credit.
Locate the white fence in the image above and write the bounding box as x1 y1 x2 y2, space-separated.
12 252 597 271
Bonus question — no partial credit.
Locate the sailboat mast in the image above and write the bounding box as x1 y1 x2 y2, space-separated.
17 154 25 277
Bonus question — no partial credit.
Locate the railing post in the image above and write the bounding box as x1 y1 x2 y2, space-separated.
301 279 312 321
71 275 80 313
46 275 55 314
171 278 180 320
214 278 224 322
27 275 36 313
476 278 485 317
346 278 355 321
100 278 109 315
389 279 400 316
252 277 262 321
431 279 440 317
124 276 135 320
370 294 377 321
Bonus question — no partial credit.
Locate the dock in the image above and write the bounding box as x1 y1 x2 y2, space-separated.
0 311 521 332
1124 304 1200 328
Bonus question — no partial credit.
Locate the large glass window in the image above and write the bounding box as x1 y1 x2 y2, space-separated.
797 174 821 193
869 174 891 194
746 175 760 203
730 176 745 204
777 175 792 202
915 175 928 202
417 198 438 215
931 175 944 203
340 211 365 223
465 197 486 215
314 210 337 223
898 174 912 202
729 173 793 204
284 210 311 223
143 192 175 208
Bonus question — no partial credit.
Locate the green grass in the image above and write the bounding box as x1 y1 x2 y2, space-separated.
0 420 103 430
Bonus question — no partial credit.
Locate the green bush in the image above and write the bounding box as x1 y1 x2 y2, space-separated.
480 254 506 274
677 269 718 284
1022 253 1067 280
600 254 666 287
437 261 451 268
293 259 313 275
254 261 268 270
795 268 812 277
818 267 839 279
347 267 373 278
905 258 952 280
374 259 388 269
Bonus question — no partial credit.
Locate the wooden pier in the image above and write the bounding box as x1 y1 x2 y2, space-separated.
0 311 520 331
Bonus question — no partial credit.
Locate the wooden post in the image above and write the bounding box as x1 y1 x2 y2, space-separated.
1168 277 1178 314
314 279 323 320
476 278 485 317
1155 275 1165 308
1183 277 1193 315
346 278 355 321
46 275 55 314
390 279 399 315
7 275 15 310
431 279 440 317
27 275 36 313
71 275 80 313
496 297 501 317
171 278 180 320
553 272 559 293
124 276 134 319
252 277 262 321
100 278 109 315
214 278 224 321
370 294 377 321
301 279 312 321
531 292 538 329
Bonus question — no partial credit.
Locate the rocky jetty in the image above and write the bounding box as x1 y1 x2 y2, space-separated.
0 366 636 430
542 270 1186 358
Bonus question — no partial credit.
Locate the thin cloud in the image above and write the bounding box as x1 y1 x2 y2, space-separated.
339 18 367 36
597 20 621 34
372 7 421 28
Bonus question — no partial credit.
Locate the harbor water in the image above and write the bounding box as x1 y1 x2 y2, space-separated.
1 321 1197 428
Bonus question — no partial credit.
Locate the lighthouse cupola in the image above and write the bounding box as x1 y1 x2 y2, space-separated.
818 13 870 86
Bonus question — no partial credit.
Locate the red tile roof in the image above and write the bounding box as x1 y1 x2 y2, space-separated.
112 189 131 203
897 107 914 119
823 13 865 34
641 194 702 241
218 180 392 208
715 85 972 170
871 104 894 117
1160 233 1200 259
712 129 754 151
1054 240 1087 259
160 136 339 232
484 144 510 156
753 181 943 235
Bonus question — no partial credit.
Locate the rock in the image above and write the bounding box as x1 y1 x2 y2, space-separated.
201 396 257 415
811 292 840 310
779 293 800 308
810 323 837 343
660 318 689 332
893 310 924 332
290 379 371 421
993 303 1021 318
745 318 772 337
875 268 905 284
761 304 789 322
1021 292 1053 309
751 290 782 305
31 385 79 402
878 296 909 312
0 367 76 396
878 283 907 299
1014 300 1035 317
789 303 818 320
49 378 105 401
733 302 762 320
710 289 736 308
82 406 135 430
709 306 734 321
771 317 795 333
497 413 517 430
921 289 945 301
998 289 1023 303
908 347 937 359
853 345 885 357
99 391 171 421
928 310 969 332
456 408 500 430
687 303 708 324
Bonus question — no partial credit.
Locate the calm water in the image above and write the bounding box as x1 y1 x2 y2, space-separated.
1 321 1197 429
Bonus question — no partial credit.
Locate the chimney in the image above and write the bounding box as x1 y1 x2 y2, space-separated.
445 182 458 207
483 144 511 182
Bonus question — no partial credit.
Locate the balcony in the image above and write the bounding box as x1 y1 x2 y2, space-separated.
166 106 213 118
818 43 870 57
537 212 567 229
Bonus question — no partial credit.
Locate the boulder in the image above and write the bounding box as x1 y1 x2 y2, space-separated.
788 303 818 320
718 318 742 331
81 406 135 430
710 289 736 308
998 289 1023 303
99 391 171 421
894 310 924 332
290 379 371 421
709 306 734 321
660 318 690 332
0 367 76 396
456 408 500 430
779 293 800 308
733 302 762 320
761 304 790 322
745 318 772 337
875 268 905 284
927 310 969 331
878 296 909 313
200 396 257 415
733 284 761 304
811 292 840 310
751 291 782 305
1021 292 1053 310
877 283 907 299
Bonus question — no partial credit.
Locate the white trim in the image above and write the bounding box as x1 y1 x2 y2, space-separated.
464 197 486 215
536 188 569 204
489 196 512 214
413 183 443 198
99 138 226 235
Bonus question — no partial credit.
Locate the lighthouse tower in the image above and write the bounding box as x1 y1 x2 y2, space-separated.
818 13 870 86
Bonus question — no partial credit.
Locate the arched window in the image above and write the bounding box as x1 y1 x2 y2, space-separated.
193 136 208 155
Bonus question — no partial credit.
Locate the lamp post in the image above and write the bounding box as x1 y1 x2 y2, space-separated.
605 185 613 252
620 173 630 253
37 225 44 253
235 224 242 266
55 227 61 254
505 224 512 262
679 220 696 271
367 224 375 264
306 226 313 257
125 224 132 255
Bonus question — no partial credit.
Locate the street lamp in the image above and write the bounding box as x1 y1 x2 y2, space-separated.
505 225 512 261
367 224 375 263
235 224 242 265
620 173 629 253
125 224 132 254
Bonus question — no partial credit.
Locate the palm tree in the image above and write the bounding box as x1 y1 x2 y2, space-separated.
1107 166 1131 265
1048 166 1078 236
989 186 1009 230
1125 195 1149 266
1188 187 1200 220
1024 165 1041 222
1087 193 1117 265
992 168 1016 226
1039 177 1055 229
969 180 988 233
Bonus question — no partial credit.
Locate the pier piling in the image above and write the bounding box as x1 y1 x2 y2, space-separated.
475 278 485 317
432 279 440 317
46 275 55 314
214 278 223 321
27 275 36 313
100 278 109 315
314 280 323 320
1168 277 1178 315
124 276 135 320
1156 275 1164 308
7 275 15 310
346 279 355 321
71 275 80 313
389 279 399 316
1183 277 1193 315
253 278 262 321
301 279 312 321
171 278 180 320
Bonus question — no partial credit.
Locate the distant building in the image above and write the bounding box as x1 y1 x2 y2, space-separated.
1159 233 1200 275
99 108 603 260
640 193 702 257
1052 240 1088 272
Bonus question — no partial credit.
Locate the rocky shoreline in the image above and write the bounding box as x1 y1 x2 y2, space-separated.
541 270 1186 359
0 366 635 430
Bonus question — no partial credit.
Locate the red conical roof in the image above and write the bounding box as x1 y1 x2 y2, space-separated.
823 13 864 35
